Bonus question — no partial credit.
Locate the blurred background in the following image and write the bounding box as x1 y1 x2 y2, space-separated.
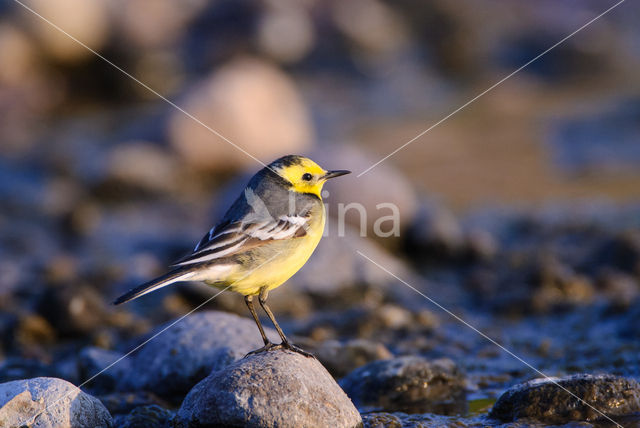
1 0 640 421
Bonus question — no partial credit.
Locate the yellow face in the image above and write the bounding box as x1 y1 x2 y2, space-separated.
276 158 329 198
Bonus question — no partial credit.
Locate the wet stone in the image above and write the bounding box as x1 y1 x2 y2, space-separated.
489 373 640 424
98 391 170 417
362 412 473 428
113 404 174 428
340 356 467 415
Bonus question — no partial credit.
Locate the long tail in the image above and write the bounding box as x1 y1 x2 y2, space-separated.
112 269 196 305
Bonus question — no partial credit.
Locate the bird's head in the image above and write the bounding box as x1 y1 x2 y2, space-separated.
269 155 350 198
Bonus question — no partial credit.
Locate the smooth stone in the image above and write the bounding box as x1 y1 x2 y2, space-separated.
105 142 181 194
98 391 169 417
340 356 467 415
113 404 174 428
19 0 110 63
119 311 279 399
78 346 129 393
489 373 640 424
169 56 312 171
0 377 112 428
177 350 362 428
403 200 465 260
313 339 393 378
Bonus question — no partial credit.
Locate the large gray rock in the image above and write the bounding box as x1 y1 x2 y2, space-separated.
120 311 279 399
340 357 466 415
489 374 640 424
177 350 362 428
0 377 112 428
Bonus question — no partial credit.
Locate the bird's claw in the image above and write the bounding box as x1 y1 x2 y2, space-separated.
281 341 314 358
244 341 314 358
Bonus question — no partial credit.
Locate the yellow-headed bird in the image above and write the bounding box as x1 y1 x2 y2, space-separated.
113 155 350 356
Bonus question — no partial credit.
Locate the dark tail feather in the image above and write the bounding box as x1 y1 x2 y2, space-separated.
112 269 194 305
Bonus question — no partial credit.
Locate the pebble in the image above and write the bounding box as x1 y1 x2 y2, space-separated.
0 377 112 428
113 404 174 428
313 338 393 378
78 346 130 393
177 350 362 428
19 0 110 63
105 142 181 194
340 356 467 415
169 57 312 171
489 373 640 424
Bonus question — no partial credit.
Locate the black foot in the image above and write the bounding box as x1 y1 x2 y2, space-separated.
244 342 314 358
244 342 280 358
281 341 315 358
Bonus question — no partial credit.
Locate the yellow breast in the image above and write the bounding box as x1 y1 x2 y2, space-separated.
216 207 325 296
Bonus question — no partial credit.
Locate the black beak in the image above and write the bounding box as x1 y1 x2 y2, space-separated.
322 170 351 180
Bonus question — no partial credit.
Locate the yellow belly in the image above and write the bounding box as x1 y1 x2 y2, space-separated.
206 211 325 296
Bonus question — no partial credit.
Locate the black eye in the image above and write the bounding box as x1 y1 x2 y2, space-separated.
302 173 313 181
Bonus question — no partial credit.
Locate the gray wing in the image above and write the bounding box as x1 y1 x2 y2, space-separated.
172 214 310 266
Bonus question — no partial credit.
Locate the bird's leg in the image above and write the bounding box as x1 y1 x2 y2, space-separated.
258 287 314 358
244 295 274 357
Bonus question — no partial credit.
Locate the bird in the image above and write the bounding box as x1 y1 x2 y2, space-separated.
113 155 350 357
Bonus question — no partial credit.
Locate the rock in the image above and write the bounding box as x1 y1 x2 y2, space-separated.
0 23 38 87
19 0 110 63
469 254 595 315
14 313 56 348
332 0 407 56
0 357 59 382
340 357 467 415
112 0 206 49
257 5 314 63
105 142 181 194
38 284 109 336
0 377 112 428
403 201 465 261
98 391 169 417
313 339 393 378
312 145 418 239
597 269 639 309
361 412 467 428
78 346 129 393
119 311 279 399
114 404 174 428
489 374 640 424
169 57 312 171
177 350 362 428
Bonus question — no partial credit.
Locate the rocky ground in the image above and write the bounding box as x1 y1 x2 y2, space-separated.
1 0 640 427
2 187 640 427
